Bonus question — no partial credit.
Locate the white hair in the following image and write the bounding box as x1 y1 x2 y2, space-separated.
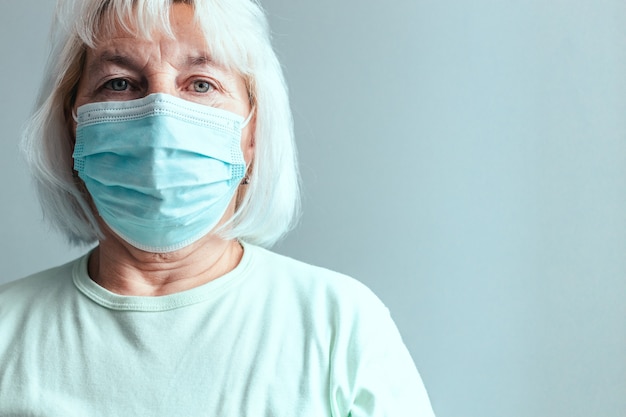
21 0 300 248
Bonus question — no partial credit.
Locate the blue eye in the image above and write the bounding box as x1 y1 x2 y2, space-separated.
193 80 213 93
105 78 129 91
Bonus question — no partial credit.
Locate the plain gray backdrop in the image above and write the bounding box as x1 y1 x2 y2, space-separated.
1 1 625 416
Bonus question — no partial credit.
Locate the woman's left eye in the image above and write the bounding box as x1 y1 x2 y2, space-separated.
104 78 130 91
192 80 213 93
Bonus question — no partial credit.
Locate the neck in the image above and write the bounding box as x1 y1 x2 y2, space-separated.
88 234 243 296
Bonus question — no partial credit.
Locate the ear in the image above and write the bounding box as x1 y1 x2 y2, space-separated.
64 104 78 145
242 114 256 167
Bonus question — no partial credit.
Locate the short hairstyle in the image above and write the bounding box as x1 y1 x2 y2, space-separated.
21 0 300 248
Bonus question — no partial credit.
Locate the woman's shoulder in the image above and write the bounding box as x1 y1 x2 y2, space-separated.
0 255 84 309
244 244 387 316
248 243 373 284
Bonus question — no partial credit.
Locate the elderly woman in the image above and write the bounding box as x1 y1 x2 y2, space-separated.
0 0 435 415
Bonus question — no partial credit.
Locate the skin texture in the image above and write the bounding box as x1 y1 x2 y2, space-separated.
72 3 255 296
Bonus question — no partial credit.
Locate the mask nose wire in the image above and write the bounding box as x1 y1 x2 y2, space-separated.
73 102 256 127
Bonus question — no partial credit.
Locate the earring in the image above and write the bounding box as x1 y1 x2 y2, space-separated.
241 176 250 185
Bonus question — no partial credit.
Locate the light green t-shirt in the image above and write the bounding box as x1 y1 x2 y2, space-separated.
0 244 435 416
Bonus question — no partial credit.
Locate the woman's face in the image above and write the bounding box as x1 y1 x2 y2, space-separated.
73 3 254 164
72 3 255 252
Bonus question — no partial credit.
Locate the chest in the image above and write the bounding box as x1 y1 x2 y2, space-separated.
0 302 334 416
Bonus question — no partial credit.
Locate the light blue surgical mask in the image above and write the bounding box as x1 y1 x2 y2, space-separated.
72 93 252 253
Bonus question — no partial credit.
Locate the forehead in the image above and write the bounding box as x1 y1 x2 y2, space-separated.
91 2 234 71
89 4 207 60
95 3 198 48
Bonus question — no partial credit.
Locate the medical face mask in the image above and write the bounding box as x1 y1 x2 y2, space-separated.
72 93 251 253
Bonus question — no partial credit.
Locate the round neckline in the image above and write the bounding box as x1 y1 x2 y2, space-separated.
72 242 255 312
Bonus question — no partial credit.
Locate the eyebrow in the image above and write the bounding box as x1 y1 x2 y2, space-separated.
187 54 214 67
88 50 221 72
185 54 227 73
87 51 140 75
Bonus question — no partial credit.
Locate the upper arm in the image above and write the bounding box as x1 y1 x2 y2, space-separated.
328 287 436 417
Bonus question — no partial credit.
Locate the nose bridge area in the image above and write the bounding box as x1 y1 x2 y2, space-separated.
144 35 183 98
145 68 179 97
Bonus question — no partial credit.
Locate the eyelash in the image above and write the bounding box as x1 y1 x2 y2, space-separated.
99 77 218 95
189 78 218 94
103 78 132 92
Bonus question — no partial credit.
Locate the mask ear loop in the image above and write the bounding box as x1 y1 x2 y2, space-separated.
70 109 80 179
241 105 255 129
240 105 255 185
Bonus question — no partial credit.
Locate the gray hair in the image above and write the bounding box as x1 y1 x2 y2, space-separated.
21 0 300 248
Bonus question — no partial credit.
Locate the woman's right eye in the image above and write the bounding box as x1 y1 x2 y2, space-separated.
104 78 129 91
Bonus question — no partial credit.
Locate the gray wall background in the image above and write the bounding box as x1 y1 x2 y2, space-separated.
1 1 625 416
